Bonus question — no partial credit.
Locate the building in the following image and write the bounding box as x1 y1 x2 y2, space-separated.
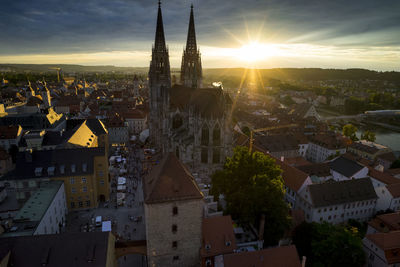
306 133 347 163
1 147 110 209
329 156 369 181
375 183 400 212
0 125 22 151
296 178 377 224
106 114 129 146
254 135 300 159
0 108 65 131
366 212 400 234
144 153 204 267
297 163 332 183
363 231 400 267
201 215 237 267
0 232 116 267
148 2 232 176
123 109 147 135
376 152 397 171
219 245 302 267
1 181 66 237
0 148 14 176
348 140 392 160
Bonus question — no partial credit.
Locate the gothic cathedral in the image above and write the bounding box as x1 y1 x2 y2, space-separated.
148 2 233 177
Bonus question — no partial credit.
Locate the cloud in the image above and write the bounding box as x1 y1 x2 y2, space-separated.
0 0 399 69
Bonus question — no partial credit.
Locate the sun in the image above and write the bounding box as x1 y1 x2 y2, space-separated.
236 42 277 63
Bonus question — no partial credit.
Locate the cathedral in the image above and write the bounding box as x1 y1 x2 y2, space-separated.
148 2 233 176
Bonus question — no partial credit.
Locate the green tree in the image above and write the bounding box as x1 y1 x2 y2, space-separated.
293 222 366 267
390 159 400 169
342 124 359 141
360 130 376 142
211 146 291 245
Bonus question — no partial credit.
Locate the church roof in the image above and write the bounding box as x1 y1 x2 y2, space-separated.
169 85 230 118
144 153 203 204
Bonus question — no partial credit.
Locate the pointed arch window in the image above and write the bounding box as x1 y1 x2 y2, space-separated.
213 125 221 145
201 126 209 145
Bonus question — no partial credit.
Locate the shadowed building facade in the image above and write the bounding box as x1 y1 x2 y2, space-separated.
148 2 233 176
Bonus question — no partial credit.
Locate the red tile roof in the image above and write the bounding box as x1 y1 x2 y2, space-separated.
201 215 237 257
387 183 400 198
275 158 309 192
368 167 400 185
144 153 203 204
366 231 400 264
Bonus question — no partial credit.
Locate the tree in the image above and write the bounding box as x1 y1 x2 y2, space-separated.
293 222 366 267
211 146 291 245
360 130 376 142
342 124 358 141
390 159 400 169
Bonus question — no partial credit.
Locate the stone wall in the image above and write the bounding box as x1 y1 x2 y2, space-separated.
145 198 204 267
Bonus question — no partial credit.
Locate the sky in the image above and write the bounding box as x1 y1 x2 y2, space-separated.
0 0 399 70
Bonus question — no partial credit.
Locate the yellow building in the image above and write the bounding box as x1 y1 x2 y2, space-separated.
1 147 110 210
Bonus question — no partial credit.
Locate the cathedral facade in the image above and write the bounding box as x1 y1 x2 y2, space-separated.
148 2 233 176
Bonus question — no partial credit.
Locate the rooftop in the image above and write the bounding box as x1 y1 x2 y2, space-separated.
366 231 400 264
144 153 203 204
0 232 112 267
308 178 377 207
201 215 237 257
368 212 400 233
329 156 365 178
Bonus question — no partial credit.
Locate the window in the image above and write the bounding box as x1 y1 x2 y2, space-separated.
70 202 75 208
86 200 91 207
172 241 177 249
173 207 178 216
172 224 177 233
201 126 209 145
82 186 87 193
70 178 75 184
213 126 220 145
82 177 87 183
173 256 179 261
78 201 83 207
71 187 76 194
100 180 105 186
99 171 104 177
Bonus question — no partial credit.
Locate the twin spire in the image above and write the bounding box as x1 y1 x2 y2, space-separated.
151 1 202 89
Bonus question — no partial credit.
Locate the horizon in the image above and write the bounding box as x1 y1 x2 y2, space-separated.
0 0 399 71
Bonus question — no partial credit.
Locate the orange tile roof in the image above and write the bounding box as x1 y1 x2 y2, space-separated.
387 183 400 198
368 167 400 185
201 215 237 258
275 158 309 192
144 153 203 204
223 245 301 267
368 212 400 232
366 231 400 264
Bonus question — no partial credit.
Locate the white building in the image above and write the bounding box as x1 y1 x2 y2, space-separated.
363 231 400 267
329 156 369 181
296 178 377 224
2 180 67 237
306 134 347 163
375 183 400 212
123 109 147 135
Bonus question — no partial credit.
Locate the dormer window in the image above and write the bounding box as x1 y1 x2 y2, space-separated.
47 166 55 176
60 165 65 174
71 164 76 173
205 244 211 251
34 167 43 177
225 241 231 247
82 163 87 172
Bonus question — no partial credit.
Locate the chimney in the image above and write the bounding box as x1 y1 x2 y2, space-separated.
301 256 307 267
258 214 265 241
375 164 384 173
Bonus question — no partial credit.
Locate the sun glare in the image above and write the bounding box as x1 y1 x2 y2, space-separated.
236 42 276 63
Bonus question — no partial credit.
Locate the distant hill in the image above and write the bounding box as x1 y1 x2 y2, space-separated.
1 64 399 85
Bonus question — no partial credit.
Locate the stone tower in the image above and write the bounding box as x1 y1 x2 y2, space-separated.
144 153 204 267
180 4 202 89
148 0 171 151
133 74 140 97
41 84 51 108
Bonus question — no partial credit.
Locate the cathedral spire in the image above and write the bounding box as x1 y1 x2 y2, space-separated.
154 0 166 52
181 4 202 89
186 4 197 52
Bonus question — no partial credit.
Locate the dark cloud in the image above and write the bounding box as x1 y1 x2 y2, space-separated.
0 0 399 55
